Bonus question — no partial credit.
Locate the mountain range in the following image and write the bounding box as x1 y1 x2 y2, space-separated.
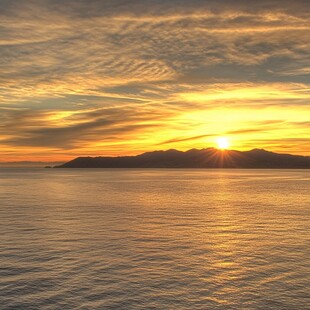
55 148 310 169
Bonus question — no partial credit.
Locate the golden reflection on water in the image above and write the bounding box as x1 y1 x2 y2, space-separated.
0 169 309 309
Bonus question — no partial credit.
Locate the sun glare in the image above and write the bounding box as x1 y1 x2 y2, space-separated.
216 137 230 150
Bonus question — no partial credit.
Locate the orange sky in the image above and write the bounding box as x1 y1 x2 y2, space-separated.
0 1 309 162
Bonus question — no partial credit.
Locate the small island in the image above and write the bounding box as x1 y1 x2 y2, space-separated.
55 148 310 169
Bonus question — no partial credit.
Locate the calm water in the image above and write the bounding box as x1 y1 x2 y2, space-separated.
0 169 309 309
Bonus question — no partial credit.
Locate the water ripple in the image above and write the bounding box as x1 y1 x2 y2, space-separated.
0 169 309 309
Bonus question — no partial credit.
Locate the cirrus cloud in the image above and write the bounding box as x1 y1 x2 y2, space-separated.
0 0 309 161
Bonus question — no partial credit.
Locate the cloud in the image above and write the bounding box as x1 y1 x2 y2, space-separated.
158 134 216 145
0 105 178 150
0 0 309 160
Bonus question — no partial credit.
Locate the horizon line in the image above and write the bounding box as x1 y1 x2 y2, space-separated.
1 146 309 165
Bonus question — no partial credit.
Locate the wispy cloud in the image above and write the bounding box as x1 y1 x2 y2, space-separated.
0 0 309 160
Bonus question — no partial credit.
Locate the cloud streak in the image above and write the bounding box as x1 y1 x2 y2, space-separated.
0 0 309 160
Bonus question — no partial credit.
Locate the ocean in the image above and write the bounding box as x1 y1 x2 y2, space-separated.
0 169 309 309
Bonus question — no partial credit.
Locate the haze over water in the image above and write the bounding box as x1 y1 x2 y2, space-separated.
0 169 309 309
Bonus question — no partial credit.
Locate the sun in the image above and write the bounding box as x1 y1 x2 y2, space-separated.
216 137 230 150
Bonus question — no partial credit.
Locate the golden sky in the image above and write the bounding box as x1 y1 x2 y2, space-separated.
0 0 309 162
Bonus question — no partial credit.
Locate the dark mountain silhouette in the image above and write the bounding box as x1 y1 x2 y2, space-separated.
55 148 310 168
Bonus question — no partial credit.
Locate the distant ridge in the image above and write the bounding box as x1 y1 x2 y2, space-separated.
0 161 64 168
55 148 310 169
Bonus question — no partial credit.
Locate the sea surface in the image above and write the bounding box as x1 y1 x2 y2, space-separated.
0 168 309 309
